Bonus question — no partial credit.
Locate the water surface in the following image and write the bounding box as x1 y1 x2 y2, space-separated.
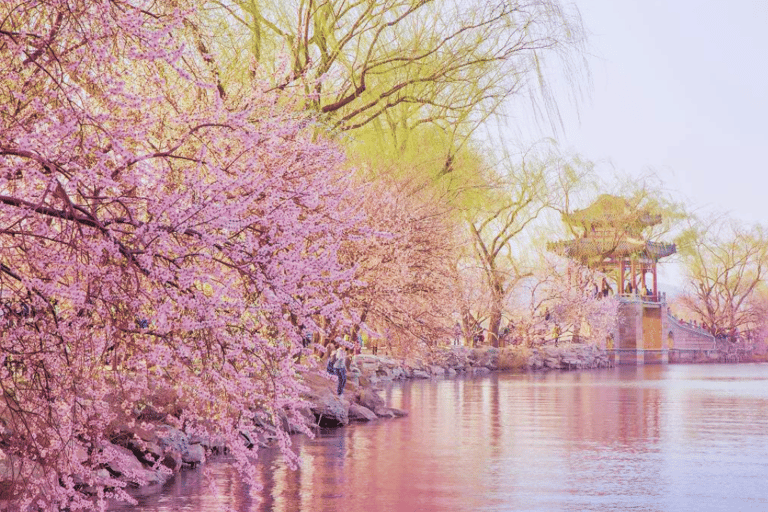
114 364 768 511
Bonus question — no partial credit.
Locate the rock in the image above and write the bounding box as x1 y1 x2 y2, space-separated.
357 388 386 411
102 442 168 486
374 406 408 418
191 433 227 454
430 365 445 376
0 456 50 499
125 436 164 466
309 389 350 427
182 444 206 467
295 407 316 432
348 403 378 421
239 429 256 449
388 407 408 417
154 425 192 465
376 367 395 380
301 373 351 427
153 425 206 469
411 370 430 379
313 396 349 427
161 449 182 473
353 354 380 365
378 356 399 368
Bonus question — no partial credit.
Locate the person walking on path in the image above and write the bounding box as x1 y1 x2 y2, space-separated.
333 345 347 395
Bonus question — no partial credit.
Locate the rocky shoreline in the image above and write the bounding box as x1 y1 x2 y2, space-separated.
305 343 612 427
351 343 613 388
8 344 609 501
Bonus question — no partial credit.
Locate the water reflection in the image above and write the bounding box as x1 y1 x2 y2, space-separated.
114 364 768 512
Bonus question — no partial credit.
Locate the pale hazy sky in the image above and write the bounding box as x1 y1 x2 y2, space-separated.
553 0 767 226
507 0 767 287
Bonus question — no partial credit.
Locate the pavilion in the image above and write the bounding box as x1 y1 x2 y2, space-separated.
548 194 677 364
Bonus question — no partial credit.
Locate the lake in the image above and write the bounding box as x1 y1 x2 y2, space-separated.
113 364 768 511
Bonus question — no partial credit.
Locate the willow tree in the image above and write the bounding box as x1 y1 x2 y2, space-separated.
208 0 587 175
463 145 574 347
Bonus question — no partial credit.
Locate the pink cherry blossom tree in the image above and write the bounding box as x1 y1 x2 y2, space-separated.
1 1 360 509
337 174 460 355
508 255 619 348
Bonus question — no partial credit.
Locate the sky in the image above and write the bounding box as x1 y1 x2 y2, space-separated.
514 0 768 288
551 0 768 226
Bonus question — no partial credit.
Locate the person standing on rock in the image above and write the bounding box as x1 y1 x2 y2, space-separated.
333 345 347 395
325 342 336 374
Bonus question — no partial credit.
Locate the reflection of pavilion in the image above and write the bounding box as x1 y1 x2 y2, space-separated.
549 195 677 364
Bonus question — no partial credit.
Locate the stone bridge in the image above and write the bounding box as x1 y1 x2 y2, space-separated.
609 294 739 365
665 314 720 363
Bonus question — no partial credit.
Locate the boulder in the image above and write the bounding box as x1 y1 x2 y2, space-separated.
160 449 182 473
357 388 386 412
0 456 51 499
313 395 349 427
190 433 227 454
102 442 168 486
376 367 395 381
374 406 408 418
430 365 446 377
155 425 190 457
136 405 166 422
239 429 256 449
124 436 164 466
153 425 207 469
182 444 206 467
411 370 430 379
301 373 352 427
388 407 408 417
348 403 378 422
378 356 399 368
353 354 381 365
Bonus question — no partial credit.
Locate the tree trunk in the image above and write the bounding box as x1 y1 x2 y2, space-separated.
487 272 505 348
488 304 502 348
461 307 475 347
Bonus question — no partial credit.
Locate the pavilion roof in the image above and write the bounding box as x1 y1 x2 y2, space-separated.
547 238 677 262
563 194 662 232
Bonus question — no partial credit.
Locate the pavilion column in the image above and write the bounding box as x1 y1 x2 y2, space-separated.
652 262 658 301
630 258 636 294
619 260 625 294
641 264 647 294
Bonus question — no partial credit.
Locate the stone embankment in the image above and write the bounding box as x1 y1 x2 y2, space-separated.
349 343 612 388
